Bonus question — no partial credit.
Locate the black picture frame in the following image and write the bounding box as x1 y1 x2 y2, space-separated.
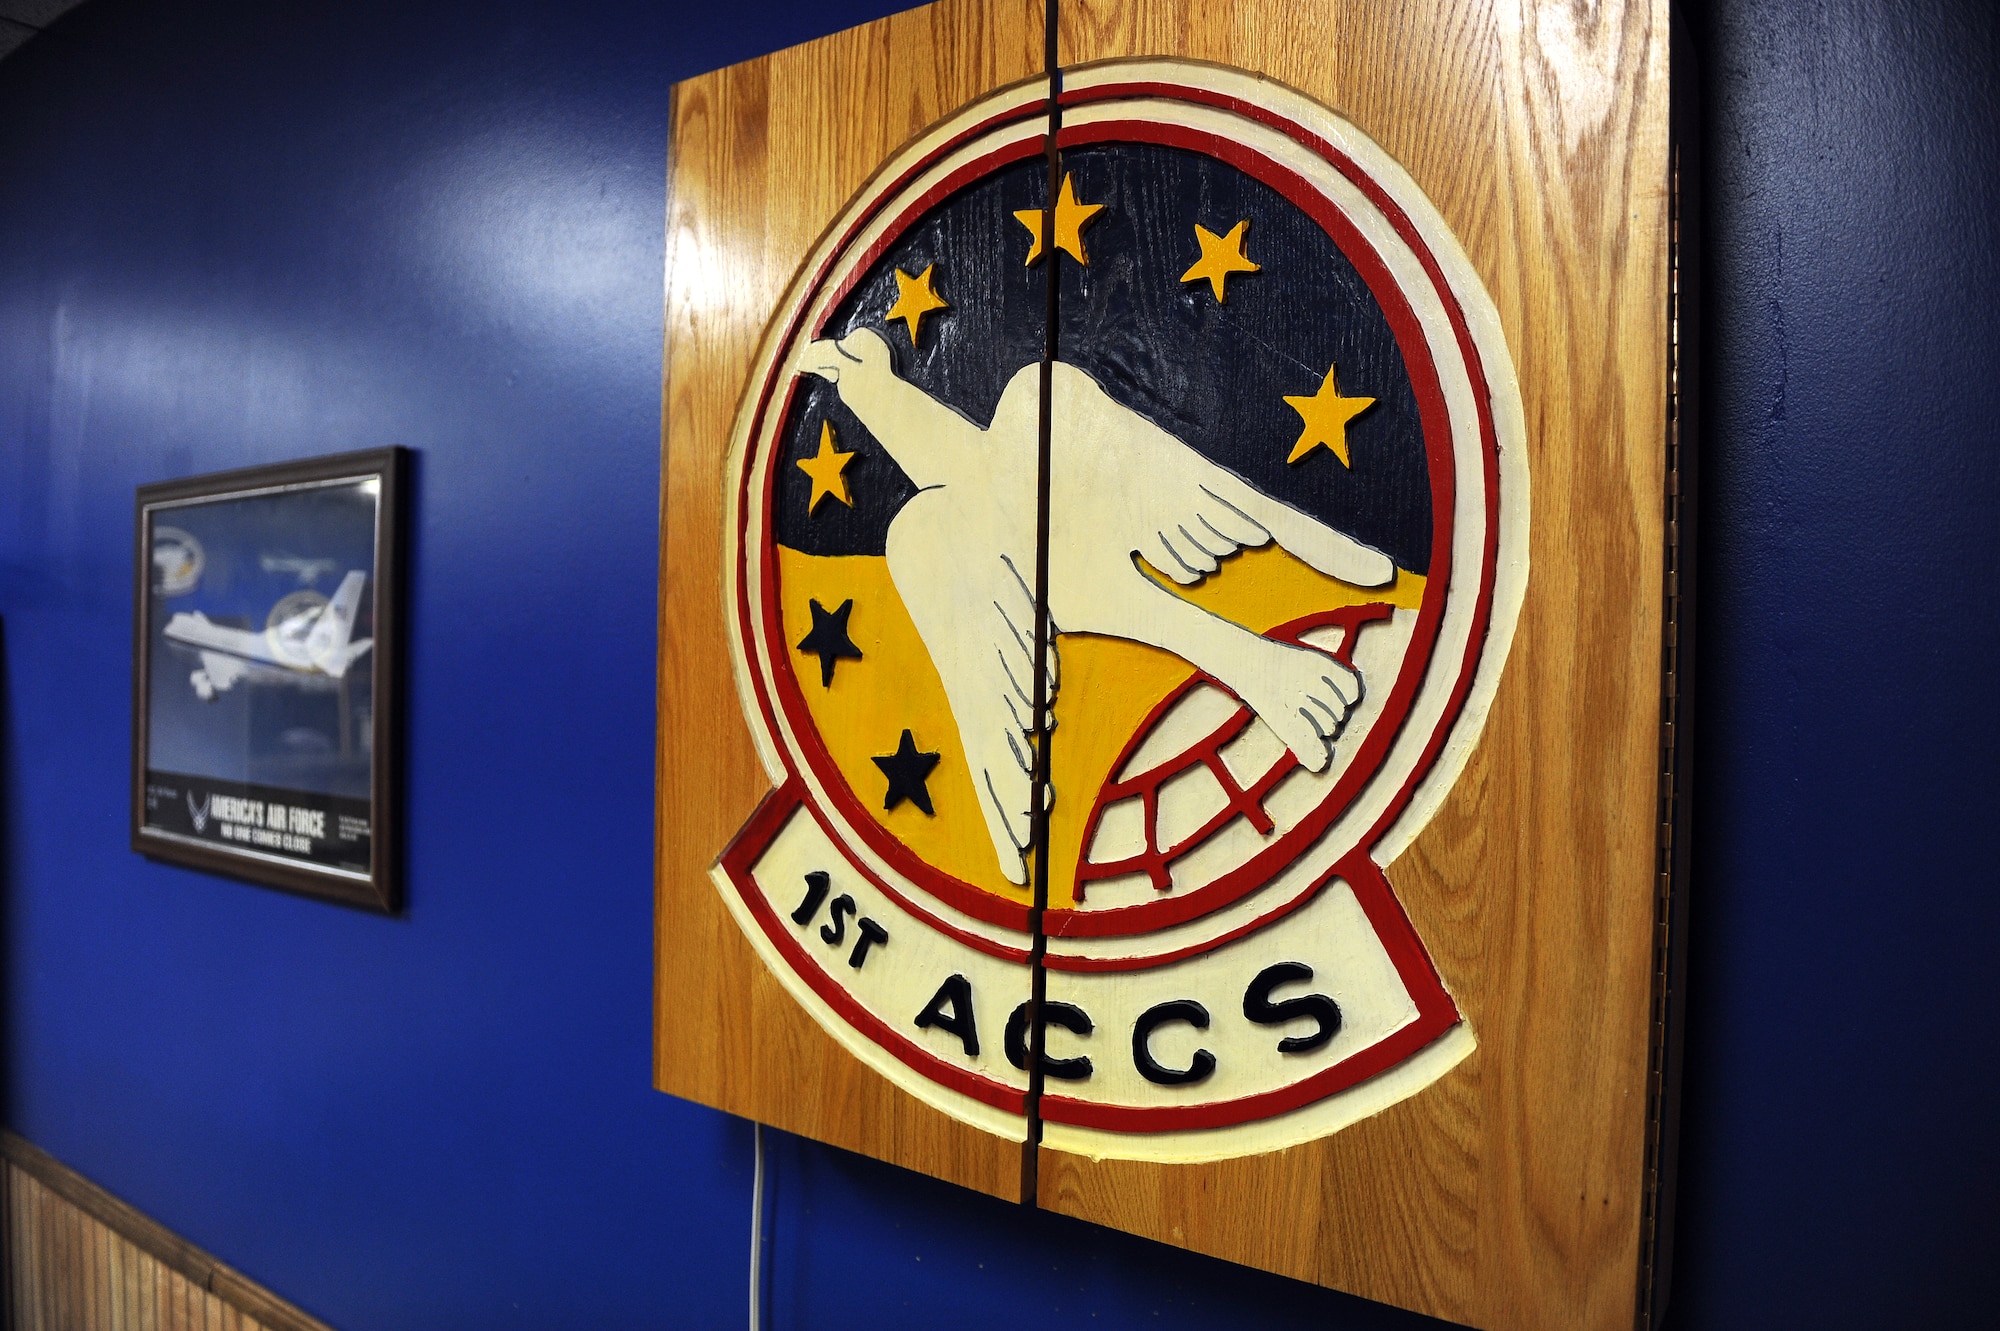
132 448 407 912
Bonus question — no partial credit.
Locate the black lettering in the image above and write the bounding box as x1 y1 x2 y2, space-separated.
1132 999 1216 1086
914 975 979 1056
1243 962 1341 1054
848 917 889 969
820 893 855 947
1004 1002 1094 1081
791 871 831 925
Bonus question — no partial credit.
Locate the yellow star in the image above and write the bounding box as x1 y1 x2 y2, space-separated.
796 421 854 513
1013 173 1106 266
1180 220 1260 302
886 264 949 345
1283 363 1376 466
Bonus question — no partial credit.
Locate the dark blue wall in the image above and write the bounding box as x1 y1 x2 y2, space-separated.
1672 2 2000 1327
0 1 1992 1328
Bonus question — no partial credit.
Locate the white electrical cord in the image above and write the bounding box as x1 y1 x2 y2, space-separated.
748 1121 765 1331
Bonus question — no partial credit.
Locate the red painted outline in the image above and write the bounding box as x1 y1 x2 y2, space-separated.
717 75 1511 1132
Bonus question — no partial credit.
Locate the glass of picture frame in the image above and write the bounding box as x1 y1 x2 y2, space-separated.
131 448 406 912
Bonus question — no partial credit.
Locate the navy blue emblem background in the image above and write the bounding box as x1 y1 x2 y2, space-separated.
773 142 1433 576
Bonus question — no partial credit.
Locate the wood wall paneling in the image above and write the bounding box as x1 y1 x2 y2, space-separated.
1 1133 334 1331
656 1 1673 1325
654 0 1046 1202
1038 5 1672 1331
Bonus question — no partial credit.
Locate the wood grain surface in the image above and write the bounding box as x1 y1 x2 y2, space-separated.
2 1133 334 1331
1037 4 1672 1330
655 0 1672 1325
653 0 1045 1202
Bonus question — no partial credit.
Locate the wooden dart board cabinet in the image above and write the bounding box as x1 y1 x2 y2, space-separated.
655 2 1684 1327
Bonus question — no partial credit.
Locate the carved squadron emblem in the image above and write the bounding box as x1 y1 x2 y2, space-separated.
715 62 1527 1160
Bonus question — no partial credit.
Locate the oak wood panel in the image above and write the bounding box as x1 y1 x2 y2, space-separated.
653 0 1046 1202
1 1133 332 1331
655 0 1673 1322
1036 3 1672 1329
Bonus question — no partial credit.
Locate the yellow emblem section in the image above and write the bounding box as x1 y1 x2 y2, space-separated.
778 544 1423 909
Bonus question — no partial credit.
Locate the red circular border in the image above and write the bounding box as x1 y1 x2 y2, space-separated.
718 75 1509 1131
745 109 1463 947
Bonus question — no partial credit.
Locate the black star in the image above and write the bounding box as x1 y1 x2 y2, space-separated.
796 597 862 687
872 729 940 815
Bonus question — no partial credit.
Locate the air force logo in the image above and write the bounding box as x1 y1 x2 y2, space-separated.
715 62 1527 1160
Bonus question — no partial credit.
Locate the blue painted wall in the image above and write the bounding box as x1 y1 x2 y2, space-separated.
1670 2 2000 1326
0 1 1992 1328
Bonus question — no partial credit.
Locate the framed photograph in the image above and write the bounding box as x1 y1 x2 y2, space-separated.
132 448 406 912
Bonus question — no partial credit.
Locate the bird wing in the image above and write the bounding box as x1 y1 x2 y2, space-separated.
884 488 1056 887
1139 451 1396 590
1052 363 1396 589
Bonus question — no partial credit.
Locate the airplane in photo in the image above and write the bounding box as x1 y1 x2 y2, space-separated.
164 570 373 701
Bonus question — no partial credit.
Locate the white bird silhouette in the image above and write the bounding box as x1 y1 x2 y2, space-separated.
801 328 1394 885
